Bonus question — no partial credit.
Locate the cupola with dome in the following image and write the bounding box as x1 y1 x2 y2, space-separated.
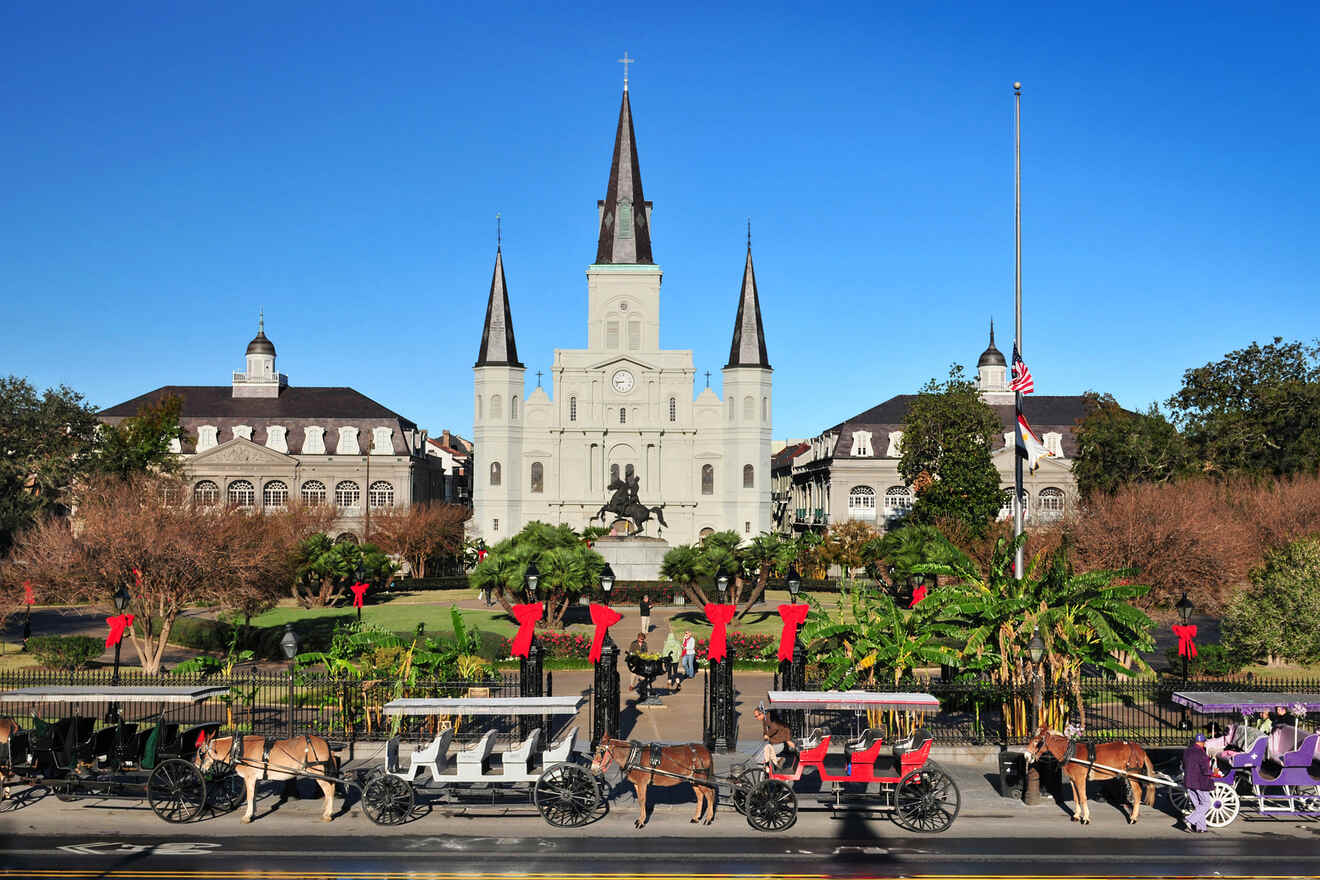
234 312 287 398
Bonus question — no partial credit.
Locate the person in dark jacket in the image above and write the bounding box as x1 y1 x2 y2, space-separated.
752 704 796 769
639 595 652 634
1182 732 1215 832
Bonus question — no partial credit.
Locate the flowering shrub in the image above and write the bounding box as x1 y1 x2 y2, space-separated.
498 629 592 659
694 631 775 661
497 628 774 661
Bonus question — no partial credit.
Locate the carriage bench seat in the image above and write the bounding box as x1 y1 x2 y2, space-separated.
388 728 453 784
539 726 578 767
455 730 497 779
501 728 541 777
798 728 827 751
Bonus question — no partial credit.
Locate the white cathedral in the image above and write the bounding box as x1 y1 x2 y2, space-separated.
471 82 773 546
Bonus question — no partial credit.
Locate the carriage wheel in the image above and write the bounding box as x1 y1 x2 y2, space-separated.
1159 772 1193 815
53 778 80 802
745 779 797 832
361 772 414 826
1204 780 1240 828
204 762 245 814
535 763 600 828
731 766 767 815
1290 784 1320 812
148 758 207 823
893 762 961 833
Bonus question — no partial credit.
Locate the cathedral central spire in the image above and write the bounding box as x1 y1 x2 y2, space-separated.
725 239 771 369
595 87 654 265
475 246 522 368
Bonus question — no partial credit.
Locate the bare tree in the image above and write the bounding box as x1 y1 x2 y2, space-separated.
370 502 469 577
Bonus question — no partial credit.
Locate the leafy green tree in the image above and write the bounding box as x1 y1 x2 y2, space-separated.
0 377 100 553
293 534 398 608
467 522 604 627
736 532 797 619
871 524 971 596
660 544 708 605
1072 392 1196 497
1167 337 1320 476
1221 538 1320 666
899 366 1003 535
93 394 188 479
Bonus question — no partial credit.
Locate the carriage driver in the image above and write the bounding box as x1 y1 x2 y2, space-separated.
752 703 796 770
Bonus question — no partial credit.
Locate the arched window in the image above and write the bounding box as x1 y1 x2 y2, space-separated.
744 395 755 420
511 396 519 420
369 481 394 508
1039 487 1065 520
848 485 876 520
883 485 912 518
227 479 255 508
628 320 641 350
334 532 358 545
619 407 627 424
701 464 714 495
728 398 734 422
699 527 715 540
762 397 768 421
334 480 360 507
489 462 501 486
263 480 288 508
301 480 326 506
610 463 620 484
569 396 577 422
668 397 677 422
743 464 755 489
490 394 503 420
530 462 544 493
193 480 220 506
606 319 620 349
476 395 482 419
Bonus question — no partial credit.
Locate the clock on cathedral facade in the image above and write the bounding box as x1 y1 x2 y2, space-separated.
471 82 774 545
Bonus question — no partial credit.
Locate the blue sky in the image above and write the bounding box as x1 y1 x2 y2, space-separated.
3 1 1316 441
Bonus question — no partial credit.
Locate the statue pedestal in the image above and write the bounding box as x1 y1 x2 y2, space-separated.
595 535 669 582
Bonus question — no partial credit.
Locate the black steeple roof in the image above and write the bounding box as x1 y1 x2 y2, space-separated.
978 320 1006 368
725 243 771 369
595 89 654 265
475 247 523 368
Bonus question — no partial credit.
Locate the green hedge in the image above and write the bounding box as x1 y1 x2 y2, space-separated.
391 576 471 591
168 616 507 663
27 635 103 670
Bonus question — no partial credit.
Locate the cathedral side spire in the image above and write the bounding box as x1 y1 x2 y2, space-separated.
725 240 771 369
595 86 654 265
475 247 523 368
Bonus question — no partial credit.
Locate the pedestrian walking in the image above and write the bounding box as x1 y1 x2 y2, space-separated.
662 629 681 688
628 632 648 690
639 594 652 634
680 630 697 680
1182 732 1215 832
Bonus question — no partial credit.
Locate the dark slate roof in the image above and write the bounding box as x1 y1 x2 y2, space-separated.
726 245 771 369
977 321 1005 368
100 386 416 425
475 247 522 368
595 89 654 265
771 441 809 471
828 394 1089 459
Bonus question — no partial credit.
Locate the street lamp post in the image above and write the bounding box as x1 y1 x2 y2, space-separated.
354 565 366 623
715 569 730 603
280 624 300 738
1024 627 1046 805
786 565 801 604
1176 592 1195 681
599 563 615 606
107 584 132 723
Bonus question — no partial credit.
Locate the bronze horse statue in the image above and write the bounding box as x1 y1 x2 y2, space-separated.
591 738 714 828
198 733 338 823
594 475 666 535
1023 726 1156 825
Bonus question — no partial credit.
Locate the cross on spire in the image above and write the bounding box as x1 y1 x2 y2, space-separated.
258 308 264 334
536 370 543 388
618 52 634 91
746 218 752 249
496 212 502 250
704 370 711 388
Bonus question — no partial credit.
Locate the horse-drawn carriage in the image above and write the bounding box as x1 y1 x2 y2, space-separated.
0 685 243 822
357 695 596 827
1165 691 1320 827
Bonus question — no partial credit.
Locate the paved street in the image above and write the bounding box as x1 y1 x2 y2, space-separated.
3 755 1319 878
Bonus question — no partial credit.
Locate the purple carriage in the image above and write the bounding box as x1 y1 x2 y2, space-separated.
1169 691 1320 826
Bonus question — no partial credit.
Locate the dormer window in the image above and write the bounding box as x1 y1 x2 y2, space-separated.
850 430 873 457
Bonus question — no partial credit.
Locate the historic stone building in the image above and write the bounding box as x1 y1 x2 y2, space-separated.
777 326 1083 534
100 320 451 540
471 83 774 545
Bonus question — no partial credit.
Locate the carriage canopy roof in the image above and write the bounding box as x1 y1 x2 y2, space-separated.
381 695 586 717
1172 692 1320 714
0 685 230 704
767 691 941 712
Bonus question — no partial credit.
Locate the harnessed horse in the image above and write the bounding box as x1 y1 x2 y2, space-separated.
1023 726 1155 825
197 733 338 823
0 717 20 799
591 738 715 828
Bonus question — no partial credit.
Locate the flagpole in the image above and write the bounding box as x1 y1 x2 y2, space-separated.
1013 81 1024 581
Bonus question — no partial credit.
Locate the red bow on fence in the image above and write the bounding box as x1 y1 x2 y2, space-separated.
23 580 34 606
510 603 544 658
588 603 623 663
704 603 736 662
1173 624 1198 658
910 583 928 607
132 568 142 588
105 614 135 648
776 603 809 662
350 582 369 608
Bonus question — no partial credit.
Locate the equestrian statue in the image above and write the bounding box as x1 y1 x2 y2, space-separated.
594 473 666 535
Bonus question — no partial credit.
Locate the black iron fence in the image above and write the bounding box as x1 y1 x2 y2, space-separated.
0 669 529 746
770 673 1320 746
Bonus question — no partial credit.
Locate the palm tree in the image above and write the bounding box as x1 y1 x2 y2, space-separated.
736 532 796 619
660 544 707 605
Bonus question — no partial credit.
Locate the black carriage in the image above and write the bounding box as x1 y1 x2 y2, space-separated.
0 685 244 822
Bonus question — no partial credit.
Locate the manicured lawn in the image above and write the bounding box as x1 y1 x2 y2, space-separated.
249 602 522 638
0 644 41 671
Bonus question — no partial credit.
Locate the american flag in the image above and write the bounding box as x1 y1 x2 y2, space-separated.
1009 344 1034 394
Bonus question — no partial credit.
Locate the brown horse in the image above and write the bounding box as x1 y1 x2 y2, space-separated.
0 717 19 799
197 733 337 823
591 738 715 828
1023 726 1155 825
